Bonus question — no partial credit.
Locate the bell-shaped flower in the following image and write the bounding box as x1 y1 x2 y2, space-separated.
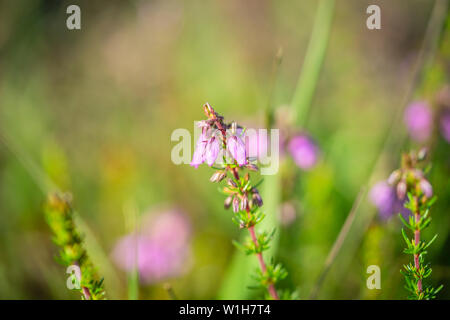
227 134 247 166
205 136 220 166
190 130 209 168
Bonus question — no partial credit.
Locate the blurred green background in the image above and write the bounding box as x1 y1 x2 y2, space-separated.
0 0 449 299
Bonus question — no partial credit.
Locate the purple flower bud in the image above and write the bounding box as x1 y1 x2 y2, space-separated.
404 101 433 142
419 179 433 198
252 188 263 207
210 171 226 183
440 109 450 143
396 180 407 200
387 170 402 185
227 135 247 166
203 102 213 118
232 196 240 213
287 134 319 170
240 194 248 211
226 179 237 188
205 136 220 166
224 196 233 209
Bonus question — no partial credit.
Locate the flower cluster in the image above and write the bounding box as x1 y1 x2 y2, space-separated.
191 103 287 300
190 109 248 168
112 208 191 284
44 193 106 300
386 150 442 299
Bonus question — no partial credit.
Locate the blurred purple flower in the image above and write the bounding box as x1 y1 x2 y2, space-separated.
404 101 433 142
227 134 247 166
369 181 410 220
287 134 319 170
112 209 191 284
440 109 450 143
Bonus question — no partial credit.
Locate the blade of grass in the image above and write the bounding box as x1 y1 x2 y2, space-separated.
291 0 335 127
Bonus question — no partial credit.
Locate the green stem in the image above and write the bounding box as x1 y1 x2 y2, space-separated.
291 0 335 126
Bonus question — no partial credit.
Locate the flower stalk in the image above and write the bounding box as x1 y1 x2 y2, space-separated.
191 103 287 299
388 149 442 299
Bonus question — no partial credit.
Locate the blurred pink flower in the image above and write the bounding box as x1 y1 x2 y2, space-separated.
440 109 450 143
279 202 297 226
287 134 319 170
112 209 191 284
404 101 433 142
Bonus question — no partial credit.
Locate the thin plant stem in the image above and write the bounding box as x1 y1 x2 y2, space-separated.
413 196 422 293
231 167 280 300
291 0 335 126
215 115 280 300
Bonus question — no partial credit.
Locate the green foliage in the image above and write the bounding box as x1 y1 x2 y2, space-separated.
394 151 442 300
44 193 106 300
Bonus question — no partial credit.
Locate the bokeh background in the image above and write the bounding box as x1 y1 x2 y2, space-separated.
0 0 449 299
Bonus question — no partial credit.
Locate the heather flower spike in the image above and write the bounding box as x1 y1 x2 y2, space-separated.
190 103 287 300
385 150 442 299
45 193 106 300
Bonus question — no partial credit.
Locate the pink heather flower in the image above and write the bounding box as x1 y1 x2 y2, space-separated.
440 109 450 143
190 130 209 168
205 136 220 166
419 179 433 198
369 181 410 220
227 134 247 166
404 101 433 142
287 134 319 170
237 128 268 160
112 209 191 284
